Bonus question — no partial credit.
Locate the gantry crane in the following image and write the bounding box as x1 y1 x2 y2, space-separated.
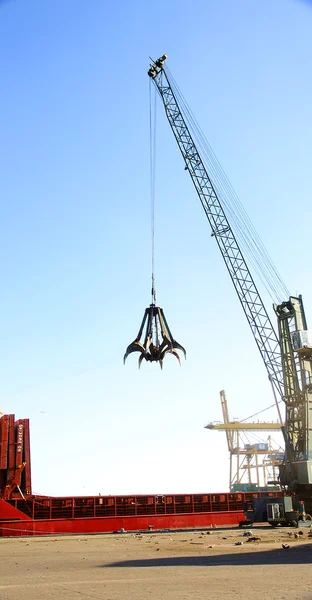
206 390 283 491
148 55 312 511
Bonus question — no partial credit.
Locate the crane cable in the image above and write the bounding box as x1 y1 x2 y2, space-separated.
239 401 282 423
164 66 290 419
149 79 157 306
165 66 290 304
172 68 289 302
171 71 284 302
166 66 280 299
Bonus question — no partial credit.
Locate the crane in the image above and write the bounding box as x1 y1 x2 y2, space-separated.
148 55 312 511
206 390 283 492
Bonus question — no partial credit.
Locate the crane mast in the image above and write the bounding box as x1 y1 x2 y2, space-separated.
148 55 312 497
275 297 312 491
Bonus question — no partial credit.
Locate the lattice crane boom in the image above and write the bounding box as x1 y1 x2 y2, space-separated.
148 56 284 401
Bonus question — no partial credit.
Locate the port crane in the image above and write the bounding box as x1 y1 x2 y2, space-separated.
148 55 312 513
206 390 283 492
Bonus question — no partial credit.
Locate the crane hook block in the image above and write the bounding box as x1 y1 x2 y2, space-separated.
123 304 186 369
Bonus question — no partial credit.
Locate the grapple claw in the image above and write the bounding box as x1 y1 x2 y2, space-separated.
172 340 186 360
138 354 145 369
160 348 181 365
123 341 146 364
124 303 185 369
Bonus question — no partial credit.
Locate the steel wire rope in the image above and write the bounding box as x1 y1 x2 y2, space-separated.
247 431 271 445
165 73 281 302
266 436 284 452
166 67 290 303
169 71 289 302
227 410 277 446
167 68 287 300
169 75 284 302
149 79 157 306
218 379 283 428
240 402 282 423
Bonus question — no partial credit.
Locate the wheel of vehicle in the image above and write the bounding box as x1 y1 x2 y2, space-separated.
289 520 298 527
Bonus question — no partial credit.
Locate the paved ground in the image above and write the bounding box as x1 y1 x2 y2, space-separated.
1 527 312 599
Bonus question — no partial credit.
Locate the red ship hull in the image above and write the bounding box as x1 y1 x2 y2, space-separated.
0 491 282 537
0 510 244 537
0 413 283 537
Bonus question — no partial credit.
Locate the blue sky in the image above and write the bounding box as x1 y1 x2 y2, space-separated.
0 0 311 496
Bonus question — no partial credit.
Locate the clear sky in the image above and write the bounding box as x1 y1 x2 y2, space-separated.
0 0 311 497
